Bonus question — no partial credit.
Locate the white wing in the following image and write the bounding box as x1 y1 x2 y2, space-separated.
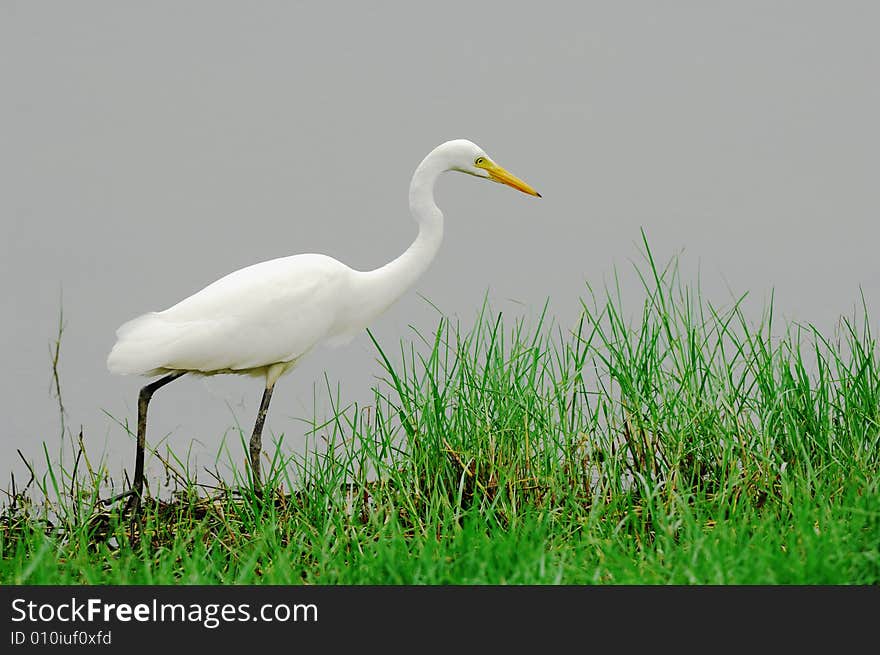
107 254 355 375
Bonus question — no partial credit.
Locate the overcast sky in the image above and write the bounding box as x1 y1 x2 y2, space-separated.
2 1 878 493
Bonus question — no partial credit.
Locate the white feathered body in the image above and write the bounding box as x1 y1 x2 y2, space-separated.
107 254 367 377
105 139 529 385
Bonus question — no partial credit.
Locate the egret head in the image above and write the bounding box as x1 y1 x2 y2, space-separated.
440 139 541 197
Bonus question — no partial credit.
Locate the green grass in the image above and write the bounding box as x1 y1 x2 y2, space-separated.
2 237 879 584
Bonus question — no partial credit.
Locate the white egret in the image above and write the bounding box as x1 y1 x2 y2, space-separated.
107 139 540 510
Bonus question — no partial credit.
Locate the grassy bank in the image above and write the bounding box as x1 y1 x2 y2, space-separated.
2 244 878 584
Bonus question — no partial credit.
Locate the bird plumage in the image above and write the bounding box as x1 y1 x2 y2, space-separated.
107 254 355 376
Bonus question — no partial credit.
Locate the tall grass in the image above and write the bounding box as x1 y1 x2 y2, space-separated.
2 238 878 584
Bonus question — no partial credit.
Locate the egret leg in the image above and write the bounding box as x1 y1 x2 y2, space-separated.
126 371 186 515
249 381 276 494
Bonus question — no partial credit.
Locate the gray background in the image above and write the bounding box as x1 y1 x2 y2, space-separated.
2 2 878 492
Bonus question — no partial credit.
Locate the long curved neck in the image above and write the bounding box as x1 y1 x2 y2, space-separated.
356 153 446 319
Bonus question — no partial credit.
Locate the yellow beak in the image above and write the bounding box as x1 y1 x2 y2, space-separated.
481 160 541 197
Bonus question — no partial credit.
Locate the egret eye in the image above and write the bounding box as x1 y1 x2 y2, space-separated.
475 157 485 166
